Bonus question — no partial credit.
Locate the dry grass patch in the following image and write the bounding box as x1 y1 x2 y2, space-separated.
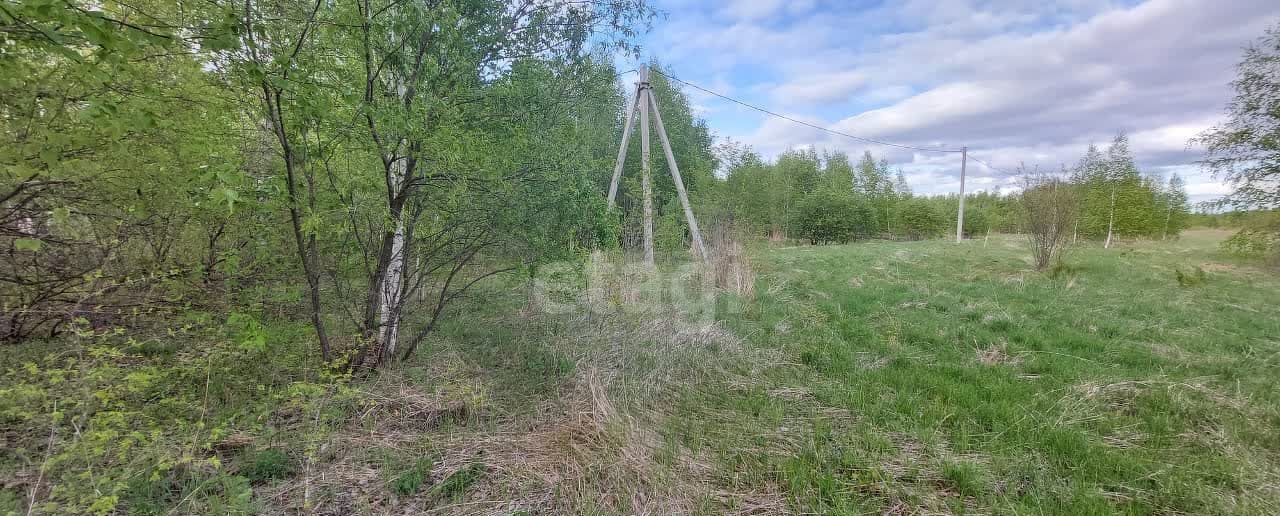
974 341 1021 366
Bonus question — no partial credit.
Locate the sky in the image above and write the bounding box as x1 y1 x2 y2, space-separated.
614 0 1280 204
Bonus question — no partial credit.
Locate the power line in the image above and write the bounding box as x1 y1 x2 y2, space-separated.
648 68 965 154
968 156 1016 176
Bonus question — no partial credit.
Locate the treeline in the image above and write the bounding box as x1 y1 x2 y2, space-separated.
697 134 1191 246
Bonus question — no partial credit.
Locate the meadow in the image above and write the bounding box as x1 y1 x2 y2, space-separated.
381 229 1280 514
4 229 1279 515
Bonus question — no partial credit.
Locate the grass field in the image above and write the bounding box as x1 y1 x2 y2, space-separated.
4 229 1279 514
683 229 1280 514
372 228 1280 515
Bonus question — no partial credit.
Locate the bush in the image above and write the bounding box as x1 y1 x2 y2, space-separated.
242 448 294 484
0 317 354 514
1020 174 1079 270
962 207 990 237
1221 211 1280 265
788 190 872 245
1175 266 1208 286
894 198 945 240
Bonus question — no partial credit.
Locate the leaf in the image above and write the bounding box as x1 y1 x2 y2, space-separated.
15 238 43 252
78 19 112 48
51 207 71 227
212 187 240 213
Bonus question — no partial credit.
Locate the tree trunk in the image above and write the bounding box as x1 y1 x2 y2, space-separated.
379 171 407 361
264 88 333 363
1104 186 1116 249
1162 206 1172 241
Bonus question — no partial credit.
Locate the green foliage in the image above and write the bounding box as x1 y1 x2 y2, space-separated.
710 148 916 241
225 313 268 353
1073 134 1190 243
1194 23 1280 210
0 316 356 514
789 189 871 245
429 463 485 504
242 448 293 484
1222 228 1280 257
1174 266 1208 287
961 206 990 237
390 456 436 496
1220 211 1280 264
894 198 946 240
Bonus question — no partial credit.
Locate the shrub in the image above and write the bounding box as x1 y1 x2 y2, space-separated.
894 198 945 240
1175 266 1208 286
1221 211 1280 266
788 190 872 245
1020 174 1079 270
962 206 991 237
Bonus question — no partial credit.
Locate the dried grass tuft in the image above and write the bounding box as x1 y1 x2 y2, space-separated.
707 223 757 299
975 341 1021 366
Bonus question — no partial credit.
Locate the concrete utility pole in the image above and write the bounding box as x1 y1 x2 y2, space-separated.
956 146 967 243
649 88 706 261
639 66 654 266
606 64 708 264
606 91 639 208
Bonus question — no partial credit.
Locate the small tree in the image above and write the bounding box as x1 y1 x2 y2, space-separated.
1021 173 1079 270
789 190 870 245
894 198 944 240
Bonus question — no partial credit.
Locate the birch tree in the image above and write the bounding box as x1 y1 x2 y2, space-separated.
1194 23 1280 210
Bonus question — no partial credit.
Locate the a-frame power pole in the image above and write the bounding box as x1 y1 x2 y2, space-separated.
606 65 707 265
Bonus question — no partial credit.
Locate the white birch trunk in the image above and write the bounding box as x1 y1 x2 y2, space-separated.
379 41 409 360
379 159 407 359
1104 186 1116 249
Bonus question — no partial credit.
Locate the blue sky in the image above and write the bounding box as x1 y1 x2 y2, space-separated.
614 0 1280 203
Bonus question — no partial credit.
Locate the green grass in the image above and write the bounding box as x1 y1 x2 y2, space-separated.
660 229 1280 514
4 230 1277 514
385 229 1280 514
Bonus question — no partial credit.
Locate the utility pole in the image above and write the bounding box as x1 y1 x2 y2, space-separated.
956 146 967 243
649 84 706 261
606 88 640 208
606 64 708 264
639 65 654 266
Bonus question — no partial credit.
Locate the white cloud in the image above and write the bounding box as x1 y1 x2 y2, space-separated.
635 0 1280 201
770 70 868 104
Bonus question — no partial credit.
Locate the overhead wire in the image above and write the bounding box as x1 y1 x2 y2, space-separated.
646 68 966 154
968 156 1016 176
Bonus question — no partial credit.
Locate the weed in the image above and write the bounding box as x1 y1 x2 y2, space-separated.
391 456 435 496
242 448 293 484
1174 265 1207 286
1049 260 1082 279
429 463 485 504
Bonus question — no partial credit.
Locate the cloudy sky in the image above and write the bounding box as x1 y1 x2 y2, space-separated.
615 0 1279 203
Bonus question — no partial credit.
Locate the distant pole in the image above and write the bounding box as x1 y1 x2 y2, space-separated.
956 146 967 243
639 65 655 266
